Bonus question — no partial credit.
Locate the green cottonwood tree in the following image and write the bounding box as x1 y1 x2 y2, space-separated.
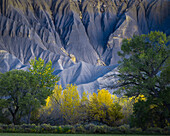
0 58 59 124
115 31 170 128
29 57 59 92
26 57 59 123
28 57 59 123
0 70 39 124
116 31 169 96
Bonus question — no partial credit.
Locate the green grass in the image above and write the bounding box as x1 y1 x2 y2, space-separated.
0 134 167 136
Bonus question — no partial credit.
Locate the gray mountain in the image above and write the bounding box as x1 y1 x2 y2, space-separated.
0 0 169 94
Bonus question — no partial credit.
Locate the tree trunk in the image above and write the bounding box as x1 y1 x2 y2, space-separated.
13 113 17 125
9 106 19 125
27 106 33 124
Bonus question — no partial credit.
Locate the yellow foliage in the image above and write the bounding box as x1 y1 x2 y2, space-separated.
42 85 63 115
81 91 89 105
60 84 80 124
150 104 158 109
97 89 113 106
134 94 147 103
89 89 123 126
112 94 119 102
46 85 63 107
42 84 89 125
45 96 50 107
42 86 141 126
51 85 63 105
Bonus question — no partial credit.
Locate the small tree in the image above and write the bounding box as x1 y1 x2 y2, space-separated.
41 84 89 125
0 58 59 124
60 84 80 125
88 89 123 126
0 70 39 124
27 57 59 123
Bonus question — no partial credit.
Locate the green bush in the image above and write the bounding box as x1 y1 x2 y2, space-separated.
48 126 58 133
118 124 130 133
129 127 142 134
84 123 98 133
40 124 52 132
0 126 3 132
145 127 163 134
20 124 37 133
21 124 36 129
61 125 73 133
163 126 170 135
95 125 111 134
108 127 122 134
74 124 86 133
0 123 169 134
35 125 41 133
53 126 63 133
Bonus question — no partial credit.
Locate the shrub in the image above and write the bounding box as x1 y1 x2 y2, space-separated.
21 124 36 129
95 125 110 134
0 123 169 134
74 124 86 133
84 123 97 133
145 127 163 134
61 125 73 133
0 126 2 132
49 126 59 133
109 127 122 134
20 124 37 133
0 124 7 132
54 126 63 133
118 124 130 133
40 124 52 132
129 127 142 134
163 126 170 135
35 125 41 133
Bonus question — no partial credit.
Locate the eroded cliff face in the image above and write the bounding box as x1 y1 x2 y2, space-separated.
0 0 169 93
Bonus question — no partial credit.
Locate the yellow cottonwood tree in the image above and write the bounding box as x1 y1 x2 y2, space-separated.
60 84 80 125
44 85 63 114
88 89 123 126
40 85 63 124
41 84 89 125
41 87 133 126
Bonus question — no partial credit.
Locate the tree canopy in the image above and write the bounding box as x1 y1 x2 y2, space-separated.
116 31 169 98
0 57 59 124
29 57 59 93
115 31 170 128
0 70 39 124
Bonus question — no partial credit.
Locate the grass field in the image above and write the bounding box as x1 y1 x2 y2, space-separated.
0 134 167 136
